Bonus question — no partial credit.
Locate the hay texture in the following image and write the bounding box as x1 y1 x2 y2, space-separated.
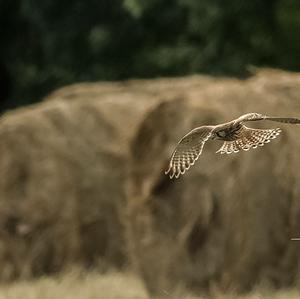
125 69 300 296
0 81 170 279
1 68 300 296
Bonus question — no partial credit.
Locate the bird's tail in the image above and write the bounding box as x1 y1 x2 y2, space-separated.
265 117 300 124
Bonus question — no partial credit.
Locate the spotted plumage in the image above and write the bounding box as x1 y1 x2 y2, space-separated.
165 113 300 179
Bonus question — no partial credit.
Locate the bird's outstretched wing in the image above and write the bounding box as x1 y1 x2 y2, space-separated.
165 126 214 179
216 126 281 154
234 113 300 124
233 113 266 124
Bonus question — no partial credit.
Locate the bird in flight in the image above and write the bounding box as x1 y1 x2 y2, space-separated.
165 113 300 179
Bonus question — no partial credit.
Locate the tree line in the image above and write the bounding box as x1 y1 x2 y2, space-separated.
1 0 300 111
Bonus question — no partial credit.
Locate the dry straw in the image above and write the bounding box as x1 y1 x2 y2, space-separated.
125 69 300 296
0 81 163 280
0 69 300 298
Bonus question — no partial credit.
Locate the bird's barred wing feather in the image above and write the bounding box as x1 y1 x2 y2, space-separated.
216 126 281 154
165 126 214 179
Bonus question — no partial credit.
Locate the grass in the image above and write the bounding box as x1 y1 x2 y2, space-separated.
0 271 299 299
0 271 147 299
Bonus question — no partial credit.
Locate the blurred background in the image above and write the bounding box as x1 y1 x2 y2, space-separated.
1 0 300 111
1 1 300 299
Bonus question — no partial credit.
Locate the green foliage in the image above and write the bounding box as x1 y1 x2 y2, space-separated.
0 0 300 110
276 0 300 68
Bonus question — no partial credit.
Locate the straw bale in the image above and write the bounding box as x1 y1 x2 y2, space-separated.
0 86 166 279
125 69 300 296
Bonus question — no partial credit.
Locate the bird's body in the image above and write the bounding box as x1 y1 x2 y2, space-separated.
165 113 300 179
213 123 243 141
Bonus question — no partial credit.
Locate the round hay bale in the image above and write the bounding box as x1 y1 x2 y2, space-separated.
0 89 163 280
125 69 300 296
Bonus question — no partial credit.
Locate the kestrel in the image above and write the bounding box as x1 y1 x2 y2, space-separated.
165 113 300 179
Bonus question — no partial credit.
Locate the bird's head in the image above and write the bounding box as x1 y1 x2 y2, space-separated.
212 130 226 140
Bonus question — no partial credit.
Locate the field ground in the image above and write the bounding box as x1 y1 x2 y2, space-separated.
0 271 299 299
